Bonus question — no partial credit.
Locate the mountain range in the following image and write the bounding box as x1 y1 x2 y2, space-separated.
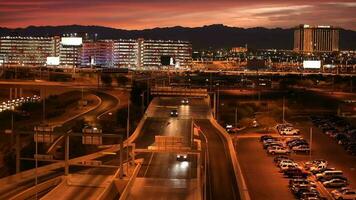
0 24 355 50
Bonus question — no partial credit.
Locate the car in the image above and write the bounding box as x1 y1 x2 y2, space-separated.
181 99 189 105
332 189 356 200
291 185 317 198
176 154 188 161
305 160 328 169
280 163 299 171
289 179 316 188
310 164 327 174
278 159 295 167
299 192 324 200
280 127 300 135
273 155 290 163
316 170 343 180
267 146 291 155
260 135 274 142
284 168 309 178
319 175 348 183
263 141 282 149
323 179 348 188
170 109 178 117
292 145 310 153
265 142 284 150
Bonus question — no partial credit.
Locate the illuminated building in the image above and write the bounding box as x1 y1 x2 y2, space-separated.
231 47 248 53
81 40 114 67
139 39 192 68
0 36 58 67
113 39 138 68
59 36 83 68
294 24 339 53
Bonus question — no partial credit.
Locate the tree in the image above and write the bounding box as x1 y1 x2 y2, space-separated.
101 74 112 87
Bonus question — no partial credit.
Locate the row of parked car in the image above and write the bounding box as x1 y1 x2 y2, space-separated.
303 159 356 200
311 115 356 156
261 135 311 154
260 135 324 199
276 123 301 136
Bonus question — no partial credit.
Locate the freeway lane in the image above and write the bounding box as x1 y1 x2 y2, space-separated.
128 97 201 200
195 119 239 200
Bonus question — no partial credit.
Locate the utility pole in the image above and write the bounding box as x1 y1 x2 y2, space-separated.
235 106 238 128
282 96 285 123
309 127 313 160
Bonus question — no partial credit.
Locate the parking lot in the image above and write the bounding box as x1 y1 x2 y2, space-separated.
234 116 356 200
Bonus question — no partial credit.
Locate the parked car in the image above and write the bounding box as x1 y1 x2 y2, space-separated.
323 179 348 188
280 127 300 135
332 189 356 200
305 160 328 170
316 170 343 181
260 135 274 142
292 145 310 153
284 168 309 178
267 146 291 155
273 155 290 164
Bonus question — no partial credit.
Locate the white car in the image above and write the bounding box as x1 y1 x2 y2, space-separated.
267 146 291 155
280 127 300 135
332 189 356 200
280 163 299 171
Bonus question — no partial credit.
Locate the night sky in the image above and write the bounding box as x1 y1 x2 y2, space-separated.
0 0 355 30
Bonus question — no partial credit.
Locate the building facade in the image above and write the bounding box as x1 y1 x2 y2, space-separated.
113 39 138 68
0 36 192 69
294 24 339 53
81 40 114 67
0 36 58 66
139 39 192 68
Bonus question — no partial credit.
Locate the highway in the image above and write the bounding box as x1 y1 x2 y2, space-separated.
128 97 240 200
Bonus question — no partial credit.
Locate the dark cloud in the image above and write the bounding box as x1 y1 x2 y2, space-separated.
0 0 355 30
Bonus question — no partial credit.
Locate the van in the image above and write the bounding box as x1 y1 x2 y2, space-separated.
316 170 343 180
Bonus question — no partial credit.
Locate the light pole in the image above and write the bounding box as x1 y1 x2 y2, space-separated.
309 127 313 160
235 106 238 128
282 96 285 123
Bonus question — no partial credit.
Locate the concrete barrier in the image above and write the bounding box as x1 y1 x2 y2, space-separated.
209 118 251 200
9 176 63 200
118 162 142 200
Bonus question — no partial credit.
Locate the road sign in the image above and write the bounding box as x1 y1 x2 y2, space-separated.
4 129 13 134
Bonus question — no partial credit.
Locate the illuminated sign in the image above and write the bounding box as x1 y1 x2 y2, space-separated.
46 57 60 65
303 60 321 69
61 37 83 46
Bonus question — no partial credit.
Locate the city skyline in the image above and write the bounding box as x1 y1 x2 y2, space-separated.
0 0 355 30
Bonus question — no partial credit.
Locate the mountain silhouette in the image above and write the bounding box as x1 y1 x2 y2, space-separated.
0 24 355 50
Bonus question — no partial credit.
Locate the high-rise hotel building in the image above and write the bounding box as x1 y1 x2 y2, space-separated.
294 24 339 53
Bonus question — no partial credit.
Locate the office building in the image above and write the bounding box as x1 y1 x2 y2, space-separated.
0 36 58 66
82 40 114 67
294 24 339 53
139 39 192 68
113 39 138 68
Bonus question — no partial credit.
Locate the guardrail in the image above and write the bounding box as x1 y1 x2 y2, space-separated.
209 117 251 200
118 162 142 200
